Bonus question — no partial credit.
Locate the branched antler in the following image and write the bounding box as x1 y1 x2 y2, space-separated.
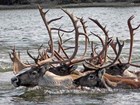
128 15 140 63
9 47 31 74
89 18 111 63
60 9 90 65
85 38 124 69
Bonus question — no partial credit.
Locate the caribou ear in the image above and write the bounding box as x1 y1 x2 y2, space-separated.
98 69 106 79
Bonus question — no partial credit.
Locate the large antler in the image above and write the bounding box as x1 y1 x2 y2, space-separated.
38 5 87 65
89 18 110 63
38 5 54 58
62 9 89 63
127 16 140 67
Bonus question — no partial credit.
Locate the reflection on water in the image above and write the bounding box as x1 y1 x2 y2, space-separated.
0 7 140 105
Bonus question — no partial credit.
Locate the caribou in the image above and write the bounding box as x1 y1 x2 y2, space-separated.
73 69 140 90
10 5 140 90
73 16 140 89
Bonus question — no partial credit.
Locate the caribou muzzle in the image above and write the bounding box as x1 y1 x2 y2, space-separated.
11 77 20 87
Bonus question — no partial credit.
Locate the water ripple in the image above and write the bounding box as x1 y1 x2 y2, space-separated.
0 7 140 105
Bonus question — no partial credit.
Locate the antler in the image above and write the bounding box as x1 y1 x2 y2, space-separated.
85 38 124 69
90 32 113 65
49 9 90 65
109 40 122 63
89 18 110 63
127 16 140 67
9 47 31 74
62 9 89 62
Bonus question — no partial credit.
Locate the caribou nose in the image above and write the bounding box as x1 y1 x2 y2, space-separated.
11 77 20 87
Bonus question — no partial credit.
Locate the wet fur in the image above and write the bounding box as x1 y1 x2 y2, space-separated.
11 66 83 88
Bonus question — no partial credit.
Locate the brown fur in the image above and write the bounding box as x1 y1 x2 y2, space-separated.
104 73 140 88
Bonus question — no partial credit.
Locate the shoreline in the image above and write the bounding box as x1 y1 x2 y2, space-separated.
0 2 140 10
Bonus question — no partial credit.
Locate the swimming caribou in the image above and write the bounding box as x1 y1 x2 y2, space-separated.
82 15 140 78
10 5 140 90
73 16 140 89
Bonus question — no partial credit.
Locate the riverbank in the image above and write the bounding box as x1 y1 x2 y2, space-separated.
0 2 140 10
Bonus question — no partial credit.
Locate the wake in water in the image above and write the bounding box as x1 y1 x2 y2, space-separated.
23 86 140 96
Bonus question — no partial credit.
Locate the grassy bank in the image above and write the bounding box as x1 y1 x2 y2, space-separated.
0 2 140 10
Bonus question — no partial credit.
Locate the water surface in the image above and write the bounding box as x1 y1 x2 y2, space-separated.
0 7 140 105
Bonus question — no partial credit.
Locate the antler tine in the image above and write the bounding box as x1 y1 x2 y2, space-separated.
91 41 96 57
91 32 104 48
129 63 140 68
38 44 44 58
37 45 51 62
80 17 88 33
128 15 140 63
51 27 75 33
64 46 75 50
103 36 112 63
58 42 70 59
89 18 109 37
110 40 122 63
79 17 89 57
54 50 64 61
101 37 124 69
27 49 40 65
43 50 50 59
84 60 100 69
57 26 64 53
48 16 63 25
9 46 16 62
63 37 73 44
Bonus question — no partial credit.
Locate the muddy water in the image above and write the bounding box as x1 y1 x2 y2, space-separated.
0 7 140 105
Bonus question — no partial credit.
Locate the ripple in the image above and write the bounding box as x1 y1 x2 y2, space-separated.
0 7 140 105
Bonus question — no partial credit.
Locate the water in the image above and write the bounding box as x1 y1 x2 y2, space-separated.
0 7 140 105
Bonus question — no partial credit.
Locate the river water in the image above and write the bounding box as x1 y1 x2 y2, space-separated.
0 7 140 105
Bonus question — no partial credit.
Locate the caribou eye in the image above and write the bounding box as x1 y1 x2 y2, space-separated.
88 74 96 80
31 71 38 75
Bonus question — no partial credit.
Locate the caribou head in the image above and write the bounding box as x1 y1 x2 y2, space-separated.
73 69 106 88
11 66 47 87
